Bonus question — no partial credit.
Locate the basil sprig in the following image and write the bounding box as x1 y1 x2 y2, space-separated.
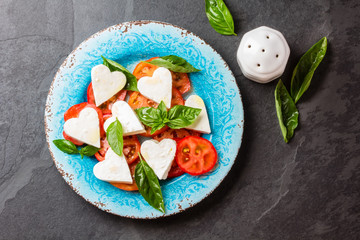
205 0 237 36
106 118 123 157
135 154 165 213
290 37 327 103
146 55 201 73
53 139 99 158
53 139 79 154
79 145 101 159
102 56 139 92
275 80 299 143
135 101 201 134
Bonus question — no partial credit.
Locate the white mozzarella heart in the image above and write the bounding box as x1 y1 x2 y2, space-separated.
140 139 177 180
91 64 127 106
237 26 290 83
63 107 100 148
93 148 133 184
137 67 172 108
185 95 211 134
103 101 145 136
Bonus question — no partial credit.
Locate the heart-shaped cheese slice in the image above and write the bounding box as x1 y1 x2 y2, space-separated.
91 64 127 106
103 101 146 136
140 139 177 180
93 148 132 184
137 67 172 108
63 107 100 148
185 95 211 134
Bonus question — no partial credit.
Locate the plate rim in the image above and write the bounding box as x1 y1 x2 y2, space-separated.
44 20 244 219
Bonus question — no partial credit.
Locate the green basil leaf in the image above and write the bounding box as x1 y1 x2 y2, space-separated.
135 155 165 213
135 107 164 128
290 37 327 103
53 139 79 154
275 80 299 143
150 123 166 135
205 0 237 36
167 105 201 129
106 118 123 156
147 55 201 73
102 56 139 92
79 145 100 159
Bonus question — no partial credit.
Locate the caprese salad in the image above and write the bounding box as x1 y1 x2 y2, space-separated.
53 55 217 213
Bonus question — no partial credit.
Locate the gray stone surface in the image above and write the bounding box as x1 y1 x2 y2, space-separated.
0 0 359 239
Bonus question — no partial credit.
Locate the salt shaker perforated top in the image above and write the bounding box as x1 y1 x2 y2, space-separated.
237 26 290 83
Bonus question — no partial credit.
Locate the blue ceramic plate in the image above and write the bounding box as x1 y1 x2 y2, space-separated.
45 21 244 218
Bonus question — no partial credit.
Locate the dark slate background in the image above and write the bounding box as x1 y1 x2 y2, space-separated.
0 0 359 239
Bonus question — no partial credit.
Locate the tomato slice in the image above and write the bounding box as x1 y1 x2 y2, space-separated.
152 128 201 141
171 87 184 106
171 72 191 94
127 88 184 137
167 160 185 178
133 57 159 79
94 135 140 165
133 57 191 94
111 159 139 191
63 102 105 145
128 91 158 109
176 136 217 176
87 82 127 115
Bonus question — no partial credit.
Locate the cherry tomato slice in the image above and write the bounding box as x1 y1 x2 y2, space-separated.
111 159 139 191
152 128 201 141
63 102 105 145
94 136 140 165
133 57 191 94
87 82 127 115
176 136 217 176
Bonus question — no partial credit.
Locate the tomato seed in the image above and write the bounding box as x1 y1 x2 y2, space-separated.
183 148 190 153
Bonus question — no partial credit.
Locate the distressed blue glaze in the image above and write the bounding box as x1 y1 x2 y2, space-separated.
45 21 244 218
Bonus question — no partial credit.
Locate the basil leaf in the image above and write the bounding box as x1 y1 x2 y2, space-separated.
135 154 165 213
290 37 327 103
167 105 201 129
150 123 166 135
79 145 100 159
147 55 201 73
205 0 237 36
275 80 299 143
106 118 123 156
135 107 165 128
53 139 79 154
102 56 139 92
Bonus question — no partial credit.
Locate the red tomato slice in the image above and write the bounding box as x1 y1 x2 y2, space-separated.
133 57 159 80
176 136 217 176
63 102 105 145
111 159 139 191
133 57 191 94
167 160 185 178
152 128 201 141
171 87 184 106
127 88 184 137
87 82 127 115
128 91 158 109
94 135 140 165
171 72 191 94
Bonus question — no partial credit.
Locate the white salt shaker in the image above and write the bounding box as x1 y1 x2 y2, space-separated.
237 26 290 83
